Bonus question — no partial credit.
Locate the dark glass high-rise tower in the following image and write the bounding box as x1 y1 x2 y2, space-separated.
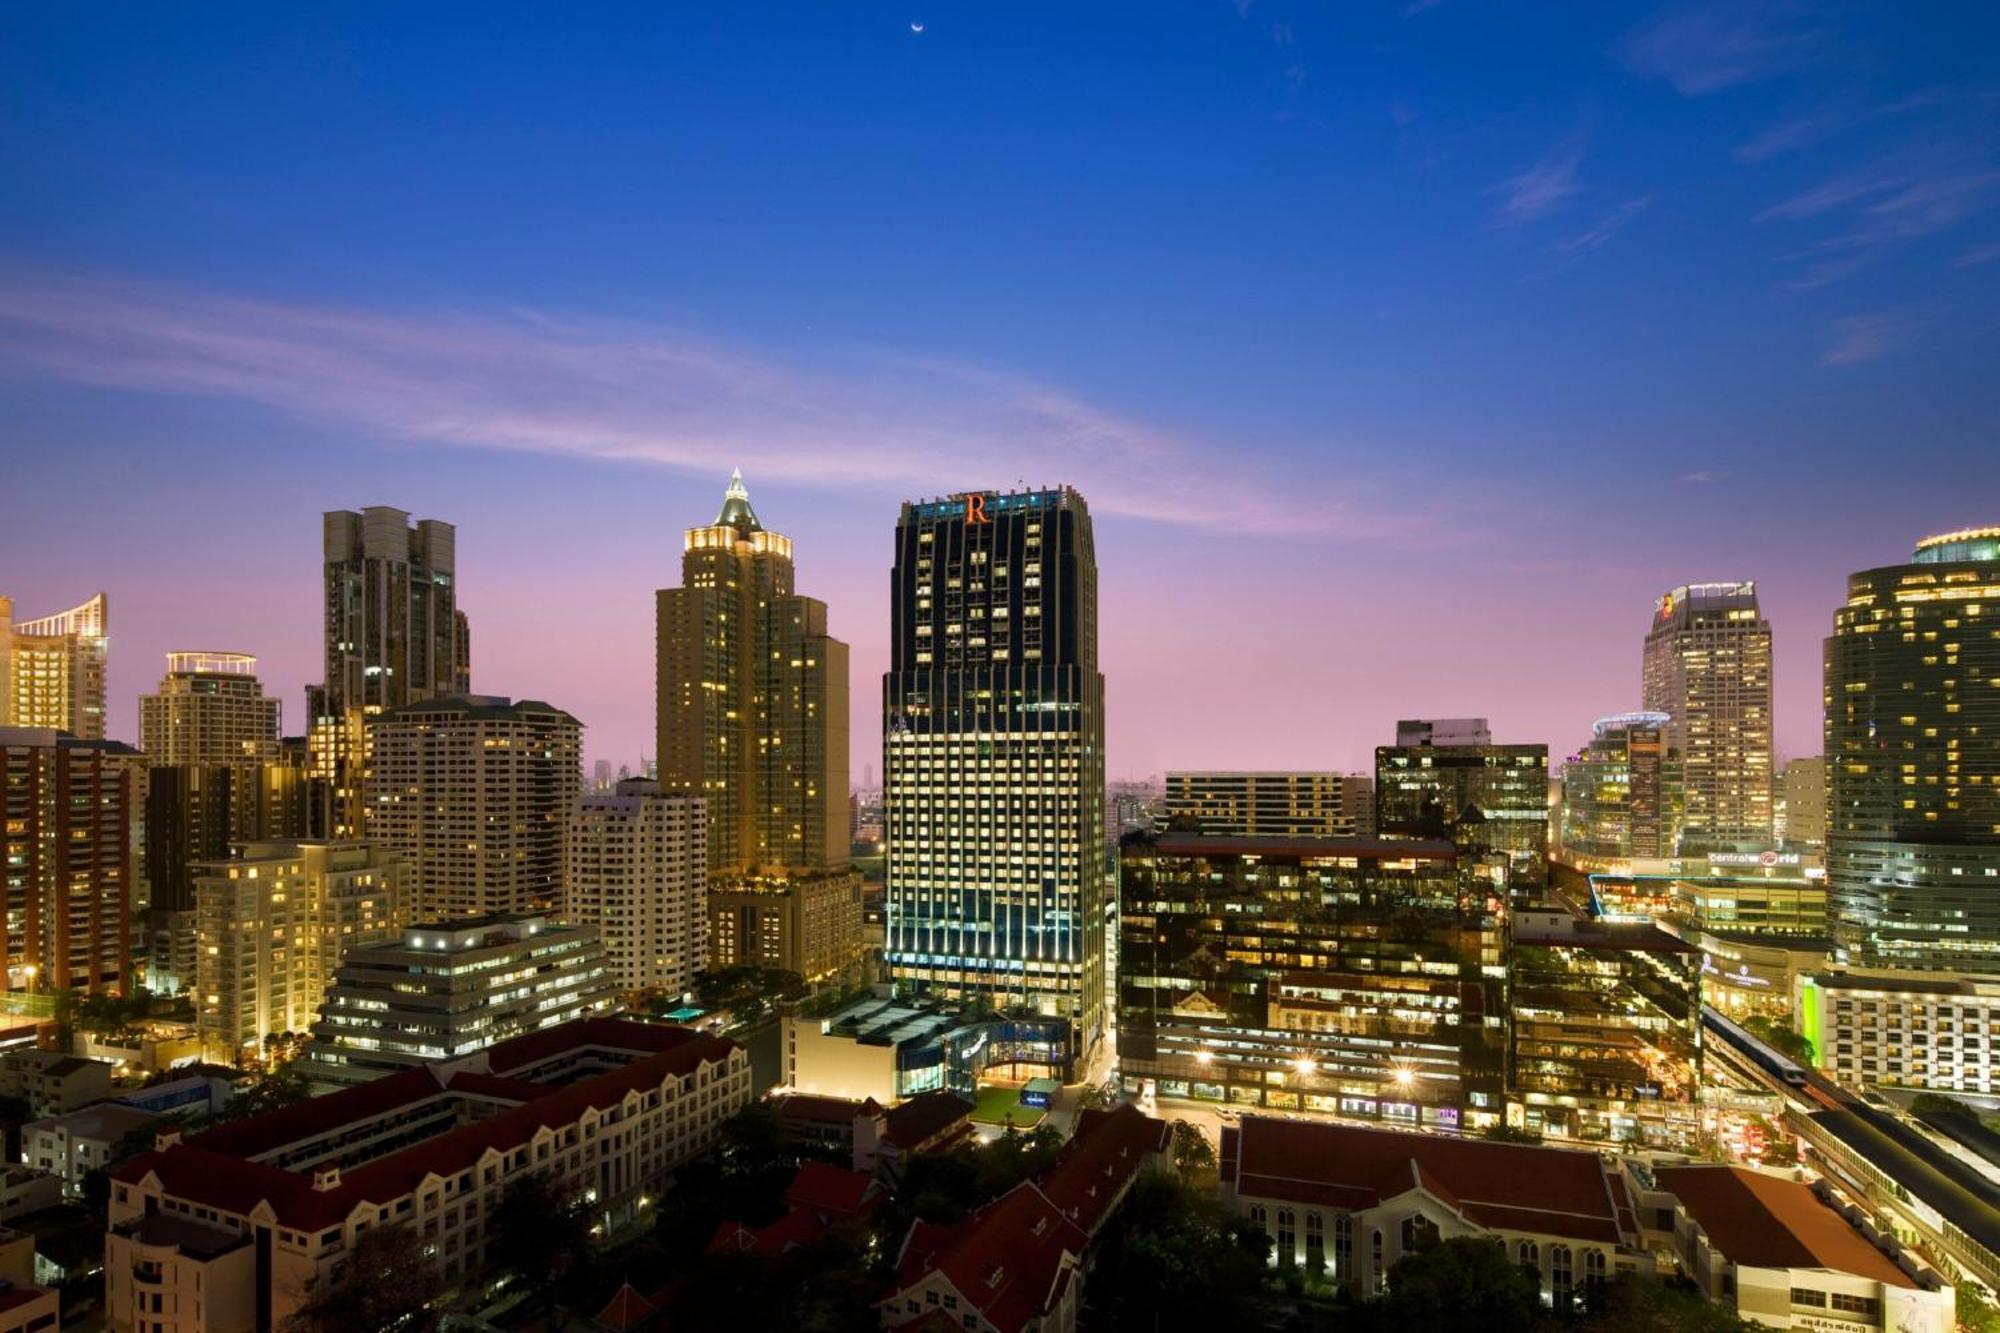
1826 526 2000 974
883 488 1105 1062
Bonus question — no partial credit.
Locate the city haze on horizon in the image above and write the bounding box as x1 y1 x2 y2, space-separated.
3 3 1996 780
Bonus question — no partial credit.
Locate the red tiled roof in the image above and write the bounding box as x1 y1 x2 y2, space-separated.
1039 1106 1169 1236
119 1022 740 1231
775 1093 867 1126
890 1183 1086 1333
1652 1166 1914 1287
594 1281 658 1331
881 1091 974 1149
785 1162 878 1218
188 1065 452 1159
485 1017 695 1073
1226 1116 1634 1248
706 1208 828 1259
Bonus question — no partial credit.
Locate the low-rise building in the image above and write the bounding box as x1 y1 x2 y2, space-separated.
0 1227 57 1333
0 1168 60 1224
106 1018 750 1332
0 1049 113 1119
708 870 865 986
1218 1115 1649 1304
24 1101 161 1197
785 992 1068 1103
1797 971 2000 1095
298 913 616 1089
1635 1163 1952 1332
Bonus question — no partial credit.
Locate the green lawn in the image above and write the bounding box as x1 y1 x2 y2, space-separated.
970 1084 1047 1128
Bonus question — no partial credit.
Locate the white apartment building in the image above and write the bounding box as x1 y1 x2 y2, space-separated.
565 779 706 997
1797 971 2000 1095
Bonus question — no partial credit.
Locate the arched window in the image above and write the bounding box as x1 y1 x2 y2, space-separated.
1372 1229 1386 1292
1551 1245 1575 1308
1584 1249 1607 1289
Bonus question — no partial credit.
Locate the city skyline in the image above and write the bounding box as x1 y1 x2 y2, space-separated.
4 4 1997 780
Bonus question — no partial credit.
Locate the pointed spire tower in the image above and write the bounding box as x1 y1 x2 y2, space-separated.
715 468 764 536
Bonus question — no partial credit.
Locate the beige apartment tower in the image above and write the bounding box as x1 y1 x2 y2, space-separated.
193 839 406 1062
656 473 860 982
566 779 707 997
366 695 580 921
139 652 281 765
1642 582 1774 852
1 592 108 740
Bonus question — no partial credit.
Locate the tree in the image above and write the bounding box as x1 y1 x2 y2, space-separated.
284 1223 441 1333
493 1172 593 1303
1742 1015 1814 1065
1087 1171 1274 1329
1959 1286 2000 1333
1480 1123 1544 1144
1169 1119 1217 1184
212 1063 311 1122
1375 1236 1544 1333
1577 1272 1759 1332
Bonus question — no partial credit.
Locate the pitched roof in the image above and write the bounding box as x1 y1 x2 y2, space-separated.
785 1162 879 1218
1652 1166 1914 1287
891 1183 1086 1333
594 1281 658 1331
1223 1116 1633 1247
1039 1106 1169 1236
881 1091 974 1149
775 1093 867 1127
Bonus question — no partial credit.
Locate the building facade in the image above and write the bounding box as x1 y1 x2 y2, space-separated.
565 778 706 997
1559 712 1670 862
309 507 471 837
1779 755 1827 849
0 591 108 739
1824 527 2000 975
706 870 863 984
1162 771 1373 839
193 840 406 1064
1642 581 1774 852
298 914 615 1087
139 652 281 765
1797 970 2000 1095
108 1020 750 1332
1119 833 1505 1130
1507 908 1702 1145
365 694 581 920
1 726 143 993
884 488 1106 1064
1375 735 1549 885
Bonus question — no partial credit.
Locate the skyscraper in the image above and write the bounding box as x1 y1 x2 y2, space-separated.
1642 581 1774 852
566 778 707 997
1825 526 2000 974
310 508 471 836
656 471 848 875
1558 712 1669 862
365 695 581 920
139 652 280 765
884 487 1105 1062
1375 723 1549 887
656 473 860 983
1 592 108 739
1779 755 1827 849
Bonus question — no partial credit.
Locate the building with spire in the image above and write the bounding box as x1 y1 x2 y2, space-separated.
655 473 861 984
1 592 108 739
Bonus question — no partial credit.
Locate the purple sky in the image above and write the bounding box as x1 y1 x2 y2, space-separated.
3 3 1996 782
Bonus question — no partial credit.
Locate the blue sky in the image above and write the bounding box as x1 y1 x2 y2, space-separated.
2 2 1995 777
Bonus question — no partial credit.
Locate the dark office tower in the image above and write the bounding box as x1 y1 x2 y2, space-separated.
1558 712 1669 863
1826 527 2000 975
309 507 468 837
1376 722 1549 888
1642 582 1774 853
884 488 1105 1065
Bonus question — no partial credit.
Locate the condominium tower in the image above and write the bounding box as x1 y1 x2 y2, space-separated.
1642 582 1774 852
365 695 581 920
139 652 281 764
1558 712 1669 863
655 473 861 982
884 487 1106 1063
1164 772 1374 839
310 508 471 836
566 778 707 997
1824 527 2000 974
0 592 108 739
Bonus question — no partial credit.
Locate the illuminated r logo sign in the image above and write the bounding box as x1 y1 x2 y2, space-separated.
965 493 991 525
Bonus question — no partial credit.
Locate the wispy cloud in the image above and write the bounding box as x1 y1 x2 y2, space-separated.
1677 470 1729 484
1822 311 1905 366
0 267 1407 539
1403 0 1444 17
1759 157 2000 287
1957 241 2000 268
1733 113 1832 164
1554 195 1654 254
1490 138 1585 225
1620 0 1827 96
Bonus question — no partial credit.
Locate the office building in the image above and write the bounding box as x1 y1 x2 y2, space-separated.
365 694 581 920
1163 771 1374 839
0 591 108 739
1219 1116 1648 1301
192 840 406 1064
884 488 1106 1064
1643 581 1774 851
566 778 706 997
1375 728 1549 886
108 1020 750 1329
707 871 864 984
309 507 471 836
1779 755 1827 848
1119 833 1504 1129
139 652 281 765
1632 1165 1951 1333
298 914 614 1087
1824 527 2000 975
1395 718 1492 748
655 473 860 987
1796 971 2000 1096
1507 908 1702 1146
1 726 144 993
1558 712 1670 862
